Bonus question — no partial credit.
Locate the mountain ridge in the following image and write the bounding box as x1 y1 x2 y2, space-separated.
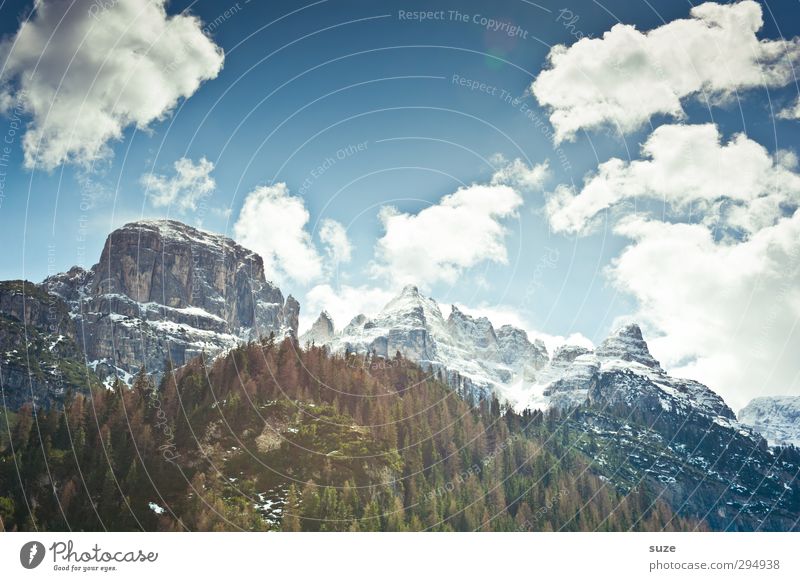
1 218 794 456
3 220 299 396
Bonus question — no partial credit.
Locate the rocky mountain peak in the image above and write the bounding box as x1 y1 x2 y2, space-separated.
613 322 644 340
446 305 497 349
37 219 299 384
380 285 446 332
494 324 549 370
343 313 369 334
552 344 591 365
595 322 661 369
93 220 271 321
301 310 336 345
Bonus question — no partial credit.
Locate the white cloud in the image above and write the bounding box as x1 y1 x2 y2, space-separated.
234 183 323 285
546 123 800 234
372 183 523 287
532 1 800 142
543 119 800 408
490 155 550 191
607 214 800 411
778 96 800 120
0 0 224 170
300 284 394 334
319 219 352 264
141 157 215 213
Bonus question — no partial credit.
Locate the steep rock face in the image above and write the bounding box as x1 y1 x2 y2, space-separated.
0 279 76 339
495 325 549 370
739 396 800 447
90 220 288 333
282 296 300 338
43 220 298 383
0 281 97 409
447 306 497 351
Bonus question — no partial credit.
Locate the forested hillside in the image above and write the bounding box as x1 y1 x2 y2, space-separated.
0 336 700 532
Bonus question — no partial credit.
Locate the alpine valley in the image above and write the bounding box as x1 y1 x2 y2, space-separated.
1 220 798 532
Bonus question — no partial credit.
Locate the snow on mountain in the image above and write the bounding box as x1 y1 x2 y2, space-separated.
594 322 661 369
303 286 754 443
514 324 742 429
303 285 546 403
43 220 299 383
739 396 800 447
300 310 335 345
28 218 770 450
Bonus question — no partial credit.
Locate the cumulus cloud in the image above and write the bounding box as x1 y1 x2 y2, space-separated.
234 183 323 285
778 96 800 120
0 0 224 170
372 183 523 287
319 219 353 264
543 119 800 407
546 123 800 234
532 1 800 142
141 157 215 213
608 214 800 410
490 155 550 191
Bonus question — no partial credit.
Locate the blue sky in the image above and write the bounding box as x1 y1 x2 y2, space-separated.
1 0 799 408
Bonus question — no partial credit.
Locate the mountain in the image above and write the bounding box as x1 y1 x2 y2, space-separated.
740 397 800 447
522 323 735 419
2 219 798 531
0 280 99 409
1 220 298 408
303 289 800 530
0 337 708 532
3 334 796 532
302 284 549 401
302 288 731 422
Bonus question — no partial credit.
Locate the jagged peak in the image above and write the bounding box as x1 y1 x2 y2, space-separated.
552 344 592 365
383 284 439 311
342 313 370 336
314 310 334 328
311 309 334 332
597 322 660 369
497 324 527 339
448 304 490 325
384 284 426 308
610 322 644 340
347 313 368 326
